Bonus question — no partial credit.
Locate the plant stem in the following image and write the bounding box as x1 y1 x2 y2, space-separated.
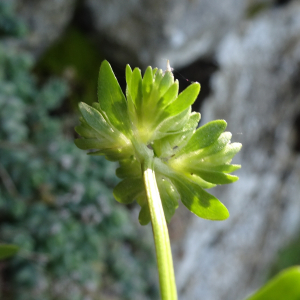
143 157 177 300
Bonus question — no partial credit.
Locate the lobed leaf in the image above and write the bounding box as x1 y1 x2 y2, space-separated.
130 68 143 111
244 267 300 300
116 156 142 178
177 119 227 156
193 132 232 159
78 102 115 140
154 69 163 88
183 172 216 189
142 66 153 101
98 60 131 136
125 64 132 88
202 142 242 165
76 61 241 225
88 146 133 162
139 203 151 225
192 164 241 173
154 107 191 140
136 193 151 226
75 138 109 150
158 71 174 98
153 112 200 158
157 81 179 110
164 82 200 116
74 124 98 139
170 174 229 220
156 175 179 223
113 177 144 204
187 169 239 184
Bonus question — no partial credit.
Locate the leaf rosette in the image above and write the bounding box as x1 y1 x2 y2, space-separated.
75 60 241 225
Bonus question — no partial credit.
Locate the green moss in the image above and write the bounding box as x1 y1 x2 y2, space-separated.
36 27 104 107
0 23 158 300
0 2 27 37
246 2 271 19
268 229 300 279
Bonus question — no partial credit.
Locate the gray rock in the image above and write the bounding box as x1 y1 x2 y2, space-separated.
8 0 76 56
86 0 247 68
175 2 300 300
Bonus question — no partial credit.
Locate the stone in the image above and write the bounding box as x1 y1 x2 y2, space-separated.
174 2 300 300
7 0 77 57
86 0 247 68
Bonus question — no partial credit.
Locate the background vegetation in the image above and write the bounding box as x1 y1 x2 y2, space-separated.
0 3 157 299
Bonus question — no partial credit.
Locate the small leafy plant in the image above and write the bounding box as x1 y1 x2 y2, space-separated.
75 60 241 299
75 60 300 300
75 60 242 221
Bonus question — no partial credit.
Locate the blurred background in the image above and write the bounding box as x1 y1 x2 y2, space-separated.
0 0 300 299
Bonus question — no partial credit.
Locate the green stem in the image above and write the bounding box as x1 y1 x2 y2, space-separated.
143 157 177 300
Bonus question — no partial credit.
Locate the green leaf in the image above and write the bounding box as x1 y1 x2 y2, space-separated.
244 267 300 300
78 102 114 139
130 68 143 111
170 174 229 220
116 156 142 178
75 61 242 227
113 177 144 204
203 142 242 165
157 81 179 109
124 66 138 126
142 66 153 101
194 132 233 159
188 169 239 184
185 173 217 189
138 202 151 225
153 112 200 158
74 138 109 150
125 64 132 88
88 146 133 161
154 107 191 140
98 60 131 135
127 94 138 126
74 124 97 139
173 112 201 148
191 164 241 173
91 102 111 123
158 71 174 98
156 175 179 223
164 82 200 116
178 120 227 155
154 69 163 87
0 244 19 260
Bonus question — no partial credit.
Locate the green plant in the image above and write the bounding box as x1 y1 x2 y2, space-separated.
75 60 242 299
76 60 300 300
244 267 300 300
0 45 157 300
36 27 104 108
0 244 19 260
0 2 27 37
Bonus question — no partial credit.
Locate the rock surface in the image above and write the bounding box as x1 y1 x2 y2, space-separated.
174 2 300 300
86 0 247 68
9 0 76 56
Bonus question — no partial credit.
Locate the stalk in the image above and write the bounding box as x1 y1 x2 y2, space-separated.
143 157 177 300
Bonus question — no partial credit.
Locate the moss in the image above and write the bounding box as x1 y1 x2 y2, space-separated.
36 27 104 108
246 2 271 19
0 43 158 300
0 2 27 37
268 229 300 279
